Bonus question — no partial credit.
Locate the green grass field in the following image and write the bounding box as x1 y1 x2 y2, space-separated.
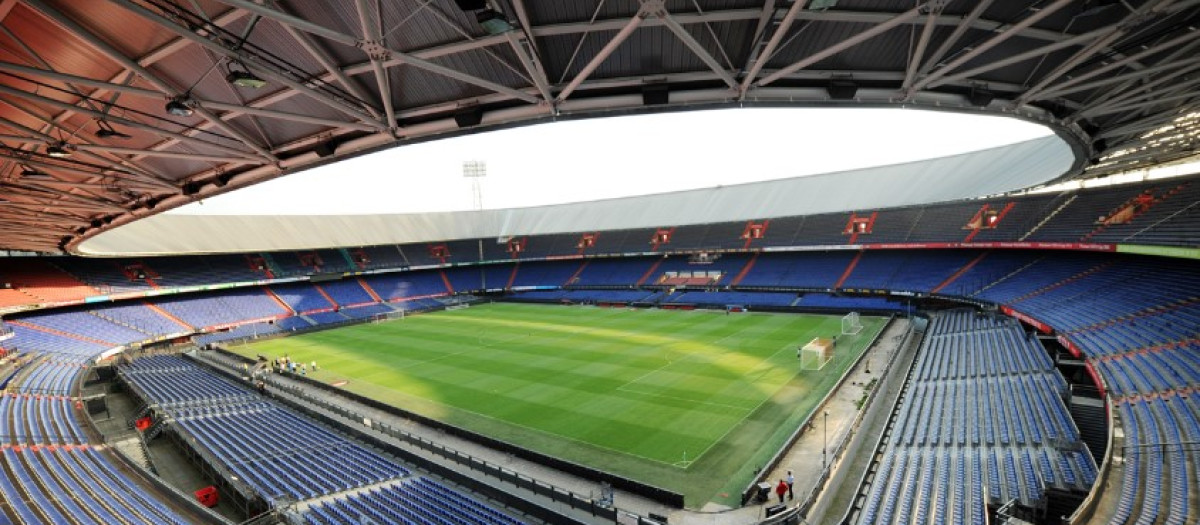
230 302 886 507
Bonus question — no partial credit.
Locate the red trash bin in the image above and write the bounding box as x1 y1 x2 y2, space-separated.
194 486 219 507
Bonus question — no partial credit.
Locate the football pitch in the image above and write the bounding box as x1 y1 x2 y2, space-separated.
230 302 887 507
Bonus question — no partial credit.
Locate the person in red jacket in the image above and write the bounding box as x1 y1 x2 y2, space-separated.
775 479 788 504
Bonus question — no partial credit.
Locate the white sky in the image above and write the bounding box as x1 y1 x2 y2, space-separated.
171 107 1052 216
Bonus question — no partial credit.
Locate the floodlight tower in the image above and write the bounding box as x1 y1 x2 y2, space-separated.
463 160 488 287
463 160 487 211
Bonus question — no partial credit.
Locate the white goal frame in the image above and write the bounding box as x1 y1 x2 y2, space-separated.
800 337 834 370
842 311 863 336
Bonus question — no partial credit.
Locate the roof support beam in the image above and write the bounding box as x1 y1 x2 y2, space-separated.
653 6 738 91
556 7 649 103
508 0 554 102
0 60 380 132
22 0 274 164
740 0 777 83
912 0 1077 92
0 200 117 214
21 0 279 163
107 0 389 130
910 0 993 84
0 187 122 209
0 100 173 186
1037 54 1200 101
1037 32 1200 102
756 5 923 88
353 0 398 133
1083 89 1200 120
0 84 262 161
738 0 806 98
1096 139 1200 170
208 0 539 104
504 32 554 103
270 0 382 120
1078 26 1200 119
0 66 167 182
0 212 94 227
1017 0 1180 104
0 212 83 225
421 2 533 88
0 134 256 164
1099 108 1200 140
0 183 125 211
1085 61 1200 118
0 218 72 231
902 3 943 92
0 166 157 195
24 8 250 183
0 153 170 193
925 28 1110 90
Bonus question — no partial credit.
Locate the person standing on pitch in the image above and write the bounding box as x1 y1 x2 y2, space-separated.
775 479 788 504
787 470 795 500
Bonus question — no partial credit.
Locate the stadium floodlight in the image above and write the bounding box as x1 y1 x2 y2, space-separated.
165 97 194 117
45 142 72 158
476 9 513 35
95 120 132 139
809 0 839 9
463 160 486 211
226 62 267 89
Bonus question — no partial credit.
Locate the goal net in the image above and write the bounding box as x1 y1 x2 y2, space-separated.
800 337 835 370
842 311 863 336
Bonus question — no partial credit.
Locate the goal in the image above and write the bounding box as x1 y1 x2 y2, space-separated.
800 337 835 370
842 311 863 336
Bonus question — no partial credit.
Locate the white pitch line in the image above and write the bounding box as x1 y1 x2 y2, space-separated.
615 385 756 412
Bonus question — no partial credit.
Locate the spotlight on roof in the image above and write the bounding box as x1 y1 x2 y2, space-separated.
226 62 267 89
96 121 132 139
826 79 858 100
808 0 839 9
165 97 194 117
227 70 267 89
46 142 72 158
476 9 513 35
95 128 129 139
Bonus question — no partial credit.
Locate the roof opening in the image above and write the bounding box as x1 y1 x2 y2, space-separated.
169 108 1051 216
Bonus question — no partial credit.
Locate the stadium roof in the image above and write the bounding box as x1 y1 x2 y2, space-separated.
1 0 1198 254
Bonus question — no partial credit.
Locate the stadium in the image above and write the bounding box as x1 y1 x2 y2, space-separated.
0 1 1198 525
